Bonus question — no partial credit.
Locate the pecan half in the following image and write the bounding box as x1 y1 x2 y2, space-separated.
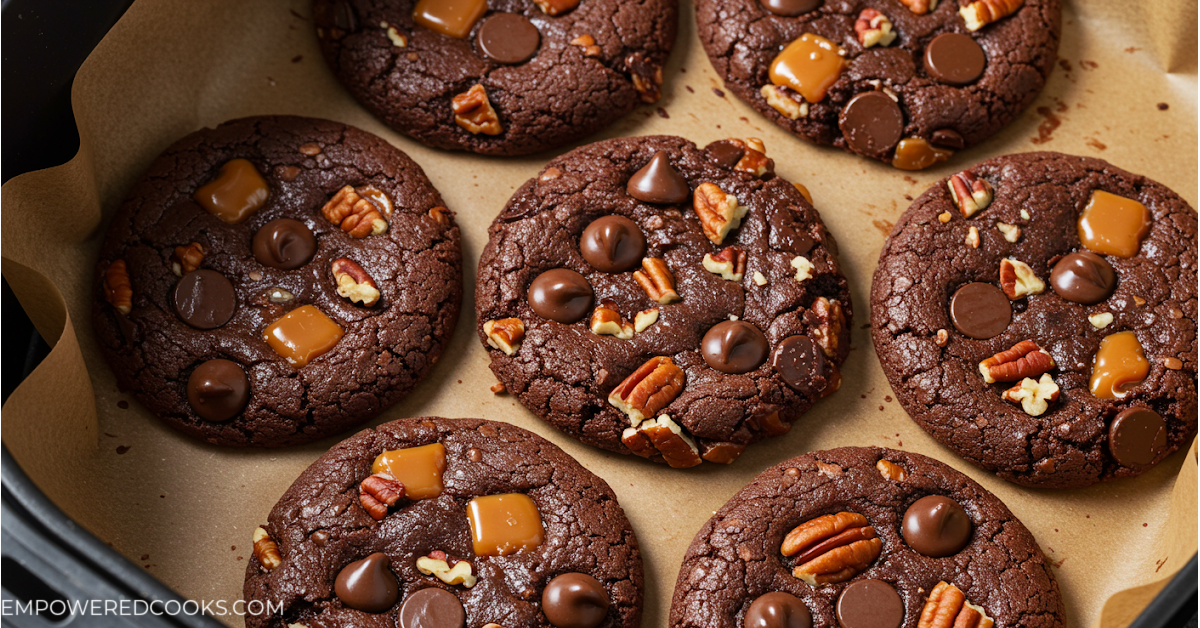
570 34 601 57
452 84 503 135
608 356 685 424
999 258 1045 299
252 527 282 570
947 170 994 217
417 550 477 588
703 246 747 281
484 318 525 356
979 340 1054 384
919 582 994 628
960 0 1022 31
898 0 938 14
104 259 133 314
622 414 703 468
590 301 634 339
809 297 845 359
782 512 882 586
876 459 908 481
170 242 205 276
332 258 380 307
633 257 681 304
1002 373 1060 416
534 0 579 16
359 472 405 521
760 85 809 120
694 183 749 244
855 9 897 47
626 53 663 103
321 185 388 237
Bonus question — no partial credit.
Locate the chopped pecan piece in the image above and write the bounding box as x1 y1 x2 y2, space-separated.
331 258 380 306
995 222 1020 242
626 53 663 103
633 257 681 304
703 246 747 281
919 581 994 628
876 459 908 481
791 255 814 282
1002 373 1060 416
760 85 809 120
534 0 579 16
960 0 1022 31
252 527 282 570
417 551 477 588
898 0 938 14
170 242 205 276
359 472 405 520
809 297 845 358
855 9 897 47
947 170 994 217
570 34 601 57
694 183 748 244
782 512 882 586
484 318 525 356
634 308 659 333
730 138 773 177
965 226 980 249
622 415 702 468
321 185 388 237
590 301 634 339
979 340 1054 383
452 84 503 135
999 258 1045 299
104 259 133 314
699 440 747 464
608 356 685 424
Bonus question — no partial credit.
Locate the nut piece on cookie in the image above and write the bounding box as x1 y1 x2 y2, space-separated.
626 53 664 103
919 581 994 628
809 297 845 358
960 0 1023 31
633 257 681 304
332 258 381 307
608 356 685 424
322 185 389 237
170 242 205 276
534 0 580 17
359 472 405 520
781 512 882 586
732 138 774 177
570 34 602 57
484 318 525 356
621 414 703 468
590 301 635 339
979 340 1054 384
703 246 747 281
452 84 503 136
760 85 809 120
999 258 1045 299
876 459 908 481
790 255 814 282
996 222 1021 243
694 183 749 244
947 170 994 218
104 259 133 314
855 9 898 48
416 550 477 588
898 0 938 15
1002 373 1060 416
252 527 282 571
634 307 660 333
699 440 747 464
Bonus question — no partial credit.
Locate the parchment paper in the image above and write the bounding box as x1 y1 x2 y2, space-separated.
2 1 1195 626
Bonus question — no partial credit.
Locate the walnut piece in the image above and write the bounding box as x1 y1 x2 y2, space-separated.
417 551 477 588
791 256 814 282
855 9 897 47
1001 373 1060 416
331 258 380 307
321 185 388 237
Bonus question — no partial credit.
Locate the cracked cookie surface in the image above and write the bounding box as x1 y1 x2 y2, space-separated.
242 417 643 628
669 446 1064 628
871 152 1197 488
476 135 851 467
92 116 462 447
695 0 1060 167
313 0 677 156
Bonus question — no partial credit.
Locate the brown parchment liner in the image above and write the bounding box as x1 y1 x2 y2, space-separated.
1 1 1195 626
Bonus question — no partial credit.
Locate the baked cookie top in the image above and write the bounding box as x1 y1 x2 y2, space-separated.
243 417 643 628
695 0 1060 169
93 116 462 447
871 152 1197 487
670 446 1064 628
313 0 677 155
476 135 851 468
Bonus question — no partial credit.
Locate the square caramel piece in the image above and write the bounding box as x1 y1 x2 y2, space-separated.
371 443 447 500
467 493 545 556
263 305 344 367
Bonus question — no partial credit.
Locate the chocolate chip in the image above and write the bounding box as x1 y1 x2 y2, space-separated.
1109 406 1167 468
758 0 822 17
836 579 904 628
1050 251 1116 304
173 269 236 329
476 13 540 65
580 216 646 273
704 139 746 169
949 282 1011 340
744 591 812 628
334 553 399 613
528 269 594 324
930 128 965 150
541 573 610 628
627 151 689 204
253 218 317 270
839 91 904 159
331 0 359 32
702 320 769 374
186 359 249 422
924 33 986 85
902 495 973 557
771 335 825 393
399 587 464 628
769 218 814 256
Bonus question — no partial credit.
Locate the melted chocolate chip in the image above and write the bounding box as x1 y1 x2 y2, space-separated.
758 0 822 17
1109 406 1167 467
704 139 746 169
902 495 973 557
836 579 904 628
924 34 986 85
769 219 814 256
580 216 646 273
1050 251 1116 304
702 320 769 374
771 335 825 393
335 553 399 613
541 573 610 628
744 591 812 628
173 269 236 329
528 269 594 324
839 91 904 159
931 129 966 150
399 587 465 628
949 282 1011 340
477 13 540 64
186 359 249 422
252 218 317 270
627 151 689 204
331 0 359 32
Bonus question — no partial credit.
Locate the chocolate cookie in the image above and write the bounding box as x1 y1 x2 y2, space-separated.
871 152 1197 487
243 417 643 628
670 446 1064 628
313 0 677 156
93 116 462 447
695 0 1060 169
476 135 851 467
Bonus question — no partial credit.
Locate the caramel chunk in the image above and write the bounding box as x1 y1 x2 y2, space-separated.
371 443 447 500
467 493 545 556
263 305 344 367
